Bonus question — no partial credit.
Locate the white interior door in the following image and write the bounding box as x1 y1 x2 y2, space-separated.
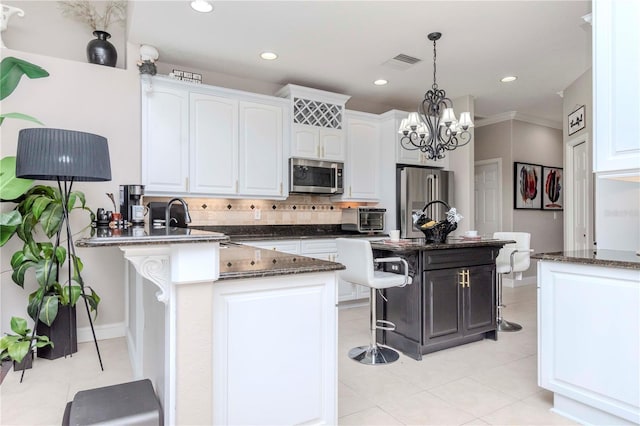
474 159 502 237
569 141 589 251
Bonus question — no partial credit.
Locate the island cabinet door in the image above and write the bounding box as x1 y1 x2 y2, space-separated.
462 265 496 334
423 268 463 343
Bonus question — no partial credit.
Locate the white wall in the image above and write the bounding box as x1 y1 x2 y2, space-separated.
512 120 564 255
0 46 140 337
562 68 594 250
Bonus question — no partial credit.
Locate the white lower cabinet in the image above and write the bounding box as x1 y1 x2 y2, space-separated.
212 272 337 425
538 260 640 425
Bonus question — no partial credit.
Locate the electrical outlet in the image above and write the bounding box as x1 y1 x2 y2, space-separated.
254 208 261 220
391 264 399 271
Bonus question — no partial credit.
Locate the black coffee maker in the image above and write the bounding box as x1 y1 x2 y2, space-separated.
119 184 145 226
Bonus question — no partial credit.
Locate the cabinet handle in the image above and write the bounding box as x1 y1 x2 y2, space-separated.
321 145 325 158
185 177 190 191
317 145 321 158
235 180 239 193
280 182 283 195
458 271 465 287
465 270 470 288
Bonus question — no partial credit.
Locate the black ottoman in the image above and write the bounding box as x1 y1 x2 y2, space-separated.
62 379 162 425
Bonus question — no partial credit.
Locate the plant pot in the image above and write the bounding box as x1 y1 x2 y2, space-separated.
13 351 33 371
37 304 77 360
1 359 12 383
86 30 117 67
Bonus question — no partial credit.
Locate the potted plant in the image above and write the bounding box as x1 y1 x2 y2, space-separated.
0 316 52 372
10 184 99 359
1 56 100 360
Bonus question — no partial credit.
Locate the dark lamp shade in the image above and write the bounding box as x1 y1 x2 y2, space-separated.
16 128 112 182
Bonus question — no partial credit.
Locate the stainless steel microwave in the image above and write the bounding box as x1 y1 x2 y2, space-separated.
289 158 344 194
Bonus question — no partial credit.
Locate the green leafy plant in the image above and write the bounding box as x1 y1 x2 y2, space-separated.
10 185 99 326
0 56 49 125
0 56 49 245
0 316 52 364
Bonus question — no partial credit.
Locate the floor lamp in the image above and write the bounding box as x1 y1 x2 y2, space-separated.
15 128 111 381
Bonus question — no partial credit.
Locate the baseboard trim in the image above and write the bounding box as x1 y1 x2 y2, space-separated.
77 322 126 343
503 276 537 288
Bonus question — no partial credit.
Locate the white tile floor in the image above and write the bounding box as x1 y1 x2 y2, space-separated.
0 285 576 425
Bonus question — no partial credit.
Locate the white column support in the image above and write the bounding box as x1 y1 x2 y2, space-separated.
121 242 220 426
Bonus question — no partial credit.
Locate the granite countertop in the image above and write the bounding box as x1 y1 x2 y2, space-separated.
76 226 229 247
532 249 640 270
370 237 514 252
219 242 344 280
191 224 384 241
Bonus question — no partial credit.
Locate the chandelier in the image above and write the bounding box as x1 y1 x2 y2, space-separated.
399 32 473 160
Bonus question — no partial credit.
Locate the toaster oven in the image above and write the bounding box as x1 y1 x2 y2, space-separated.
341 207 386 233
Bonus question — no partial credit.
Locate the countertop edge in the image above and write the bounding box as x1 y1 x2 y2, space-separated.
533 252 640 270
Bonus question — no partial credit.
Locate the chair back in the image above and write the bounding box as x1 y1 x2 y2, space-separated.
336 238 375 286
493 232 531 273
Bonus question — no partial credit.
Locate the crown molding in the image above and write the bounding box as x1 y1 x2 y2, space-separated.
475 111 562 130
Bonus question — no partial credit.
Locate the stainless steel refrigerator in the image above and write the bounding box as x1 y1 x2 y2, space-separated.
397 165 454 239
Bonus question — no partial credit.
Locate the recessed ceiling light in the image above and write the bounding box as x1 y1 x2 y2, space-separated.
260 51 278 60
501 76 517 83
374 79 388 86
191 0 213 13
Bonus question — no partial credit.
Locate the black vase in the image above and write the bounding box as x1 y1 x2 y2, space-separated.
37 304 78 360
86 30 117 67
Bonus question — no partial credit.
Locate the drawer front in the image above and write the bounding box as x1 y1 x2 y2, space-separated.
301 239 337 254
243 240 301 254
424 247 500 270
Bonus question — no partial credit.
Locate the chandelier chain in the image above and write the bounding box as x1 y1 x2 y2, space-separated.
432 37 438 90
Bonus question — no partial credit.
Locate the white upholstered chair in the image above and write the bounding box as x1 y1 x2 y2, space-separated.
336 238 412 365
493 232 533 332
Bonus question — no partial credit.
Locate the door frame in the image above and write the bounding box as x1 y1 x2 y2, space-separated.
474 158 503 235
564 133 592 251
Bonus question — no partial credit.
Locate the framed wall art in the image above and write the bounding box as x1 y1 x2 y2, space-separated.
514 162 542 209
568 105 585 136
542 166 563 210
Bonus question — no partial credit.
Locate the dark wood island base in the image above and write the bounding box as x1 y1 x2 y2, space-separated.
371 239 512 360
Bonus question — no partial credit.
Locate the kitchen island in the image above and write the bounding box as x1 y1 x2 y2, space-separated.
77 228 344 425
369 238 512 360
534 250 640 425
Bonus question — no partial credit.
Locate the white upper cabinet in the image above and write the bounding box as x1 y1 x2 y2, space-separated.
141 76 289 198
277 84 350 161
341 111 380 201
141 81 189 193
239 101 284 197
190 93 238 195
291 124 345 161
593 0 640 173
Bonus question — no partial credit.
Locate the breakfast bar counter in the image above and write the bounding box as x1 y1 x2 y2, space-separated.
77 228 343 425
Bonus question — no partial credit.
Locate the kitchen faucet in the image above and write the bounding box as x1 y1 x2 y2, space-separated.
165 198 192 228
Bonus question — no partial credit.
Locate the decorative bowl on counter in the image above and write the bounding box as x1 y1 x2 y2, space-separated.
413 200 458 243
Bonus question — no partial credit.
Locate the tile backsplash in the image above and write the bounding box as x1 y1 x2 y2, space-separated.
145 195 370 226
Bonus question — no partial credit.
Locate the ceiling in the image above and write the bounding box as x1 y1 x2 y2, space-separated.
128 1 592 124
